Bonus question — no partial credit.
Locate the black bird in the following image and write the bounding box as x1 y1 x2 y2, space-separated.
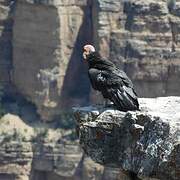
83 44 139 111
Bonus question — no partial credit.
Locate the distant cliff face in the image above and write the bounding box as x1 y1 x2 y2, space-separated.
94 0 180 98
0 113 133 180
0 0 180 120
13 0 92 121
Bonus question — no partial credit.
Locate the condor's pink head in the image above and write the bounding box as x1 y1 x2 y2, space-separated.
83 44 95 60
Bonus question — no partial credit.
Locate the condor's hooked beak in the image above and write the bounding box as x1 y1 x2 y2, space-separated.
83 47 89 60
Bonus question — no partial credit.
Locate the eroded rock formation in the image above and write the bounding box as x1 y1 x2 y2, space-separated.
13 0 92 121
0 1 180 179
0 0 180 121
94 0 180 98
0 113 133 180
74 97 180 180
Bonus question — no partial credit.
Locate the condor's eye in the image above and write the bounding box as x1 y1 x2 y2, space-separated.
83 48 87 52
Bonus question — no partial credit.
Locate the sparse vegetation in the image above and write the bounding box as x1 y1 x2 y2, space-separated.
0 131 12 144
0 86 5 117
33 127 49 142
68 130 77 141
0 128 27 144
144 36 153 44
24 128 28 133
55 111 75 130
12 128 26 142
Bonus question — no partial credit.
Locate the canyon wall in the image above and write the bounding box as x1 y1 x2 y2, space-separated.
13 0 92 121
0 0 180 180
0 0 180 120
0 113 133 180
94 0 180 98
13 0 180 120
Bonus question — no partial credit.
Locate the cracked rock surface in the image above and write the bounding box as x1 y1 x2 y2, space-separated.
74 97 180 180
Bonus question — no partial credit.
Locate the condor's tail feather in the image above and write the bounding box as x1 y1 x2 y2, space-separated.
108 86 139 111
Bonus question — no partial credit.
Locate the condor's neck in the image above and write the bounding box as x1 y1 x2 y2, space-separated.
87 52 115 71
87 52 104 68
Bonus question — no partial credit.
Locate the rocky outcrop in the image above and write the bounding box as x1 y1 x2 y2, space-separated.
74 97 180 180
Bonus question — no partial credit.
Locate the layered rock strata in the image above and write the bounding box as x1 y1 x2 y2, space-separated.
0 113 132 180
94 0 180 98
12 0 180 120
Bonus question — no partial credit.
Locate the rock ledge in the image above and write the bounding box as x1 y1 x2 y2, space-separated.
74 97 180 180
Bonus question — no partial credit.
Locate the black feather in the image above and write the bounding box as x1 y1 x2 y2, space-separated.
87 52 139 111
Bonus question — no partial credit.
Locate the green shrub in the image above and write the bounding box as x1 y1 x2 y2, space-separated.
33 127 49 142
0 132 12 144
0 129 26 144
55 111 75 130
24 128 28 133
12 128 24 141
68 130 77 141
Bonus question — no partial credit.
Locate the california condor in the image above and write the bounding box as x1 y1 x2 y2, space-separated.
83 44 139 111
